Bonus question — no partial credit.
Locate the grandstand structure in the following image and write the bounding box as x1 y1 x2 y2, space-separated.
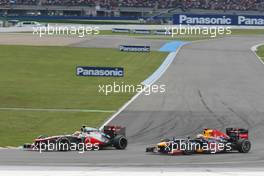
0 0 264 18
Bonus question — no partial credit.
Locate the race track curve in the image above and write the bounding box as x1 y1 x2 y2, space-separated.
1 36 264 168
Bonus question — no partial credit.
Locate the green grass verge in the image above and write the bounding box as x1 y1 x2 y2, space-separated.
256 45 264 61
0 111 108 146
0 45 167 146
99 29 264 41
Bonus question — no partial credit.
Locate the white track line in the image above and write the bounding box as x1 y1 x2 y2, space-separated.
0 146 20 150
142 51 177 86
0 107 115 113
5 146 19 149
251 43 264 65
99 91 142 130
99 43 186 130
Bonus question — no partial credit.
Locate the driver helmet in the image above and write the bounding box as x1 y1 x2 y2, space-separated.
203 128 213 138
81 125 86 132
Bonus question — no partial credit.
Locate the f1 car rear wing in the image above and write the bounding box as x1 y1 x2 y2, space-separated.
103 125 126 138
226 128 249 142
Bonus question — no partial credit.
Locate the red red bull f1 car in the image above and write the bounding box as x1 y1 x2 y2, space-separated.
23 125 128 151
146 128 251 155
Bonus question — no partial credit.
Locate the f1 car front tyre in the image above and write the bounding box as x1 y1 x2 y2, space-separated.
113 135 127 150
182 142 194 155
146 147 155 152
237 139 251 153
183 148 193 155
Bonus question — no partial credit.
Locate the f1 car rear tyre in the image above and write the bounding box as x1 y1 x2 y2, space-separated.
237 139 251 153
113 135 127 150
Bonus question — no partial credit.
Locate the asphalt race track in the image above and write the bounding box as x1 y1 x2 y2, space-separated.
1 36 264 168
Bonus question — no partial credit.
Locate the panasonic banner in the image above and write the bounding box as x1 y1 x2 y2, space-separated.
76 66 124 77
119 45 150 52
173 14 264 26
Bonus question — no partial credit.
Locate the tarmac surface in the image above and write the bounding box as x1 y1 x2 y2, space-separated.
0 36 264 169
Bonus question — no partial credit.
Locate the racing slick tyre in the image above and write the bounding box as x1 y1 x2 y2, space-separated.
183 149 193 155
237 139 251 153
146 147 155 152
182 143 194 155
34 141 48 151
113 135 127 150
23 143 32 149
57 138 71 151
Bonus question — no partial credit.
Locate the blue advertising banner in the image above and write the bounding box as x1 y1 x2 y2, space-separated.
119 45 150 52
76 66 124 77
173 14 264 26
